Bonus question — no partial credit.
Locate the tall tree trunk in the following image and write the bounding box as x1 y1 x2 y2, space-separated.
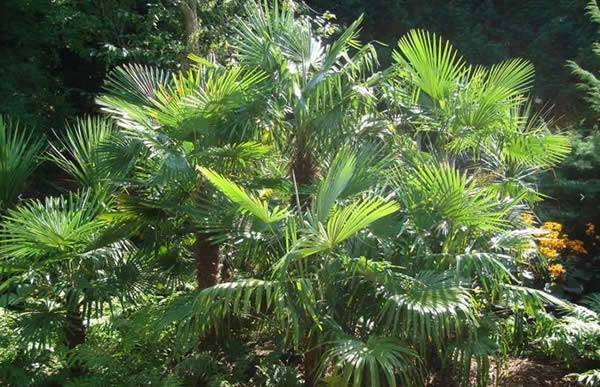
192 232 221 356
193 232 220 289
181 0 200 56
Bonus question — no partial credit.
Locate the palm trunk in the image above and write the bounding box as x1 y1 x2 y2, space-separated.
193 232 220 289
303 350 319 386
302 335 321 387
64 294 86 375
64 306 86 349
192 232 222 355
64 290 86 349
290 136 316 209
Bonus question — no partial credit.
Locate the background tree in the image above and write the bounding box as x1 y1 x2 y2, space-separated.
539 0 600 238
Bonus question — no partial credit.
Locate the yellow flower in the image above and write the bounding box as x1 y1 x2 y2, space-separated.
548 263 567 281
522 213 535 226
586 223 596 237
540 246 559 259
535 221 568 260
542 222 563 233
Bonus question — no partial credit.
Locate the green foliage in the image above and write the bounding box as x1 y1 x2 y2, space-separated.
526 306 600 385
49 116 117 190
568 0 600 116
310 0 598 119
0 116 44 210
0 0 246 130
540 0 600 237
0 0 186 129
567 368 600 386
321 336 422 387
198 167 288 225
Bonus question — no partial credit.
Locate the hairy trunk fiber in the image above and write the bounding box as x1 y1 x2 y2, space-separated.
290 139 316 209
64 295 86 375
193 232 222 356
193 232 220 289
302 338 320 387
64 307 86 349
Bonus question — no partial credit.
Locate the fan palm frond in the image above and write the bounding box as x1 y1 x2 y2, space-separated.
500 284 570 314
102 63 170 106
449 323 498 387
381 272 476 342
455 252 516 292
0 115 45 209
0 190 104 261
393 29 468 103
49 116 117 189
314 148 357 222
502 134 571 169
15 300 65 351
321 335 423 387
164 279 278 350
296 197 399 257
395 162 508 234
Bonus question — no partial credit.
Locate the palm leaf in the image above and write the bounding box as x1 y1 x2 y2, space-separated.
296 197 399 257
381 272 476 342
500 284 570 314
321 335 422 387
502 134 571 168
48 116 117 189
393 29 468 103
198 167 288 224
314 148 357 222
0 191 104 261
101 63 170 106
395 162 507 232
0 115 45 209
455 252 516 292
164 279 277 350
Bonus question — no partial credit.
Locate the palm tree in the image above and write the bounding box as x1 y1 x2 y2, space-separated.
0 191 145 352
234 1 380 204
0 115 44 210
153 25 572 386
48 116 117 194
95 58 272 289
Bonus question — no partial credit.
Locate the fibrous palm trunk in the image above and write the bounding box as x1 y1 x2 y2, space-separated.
193 232 220 289
290 135 316 209
64 307 86 349
64 293 86 375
